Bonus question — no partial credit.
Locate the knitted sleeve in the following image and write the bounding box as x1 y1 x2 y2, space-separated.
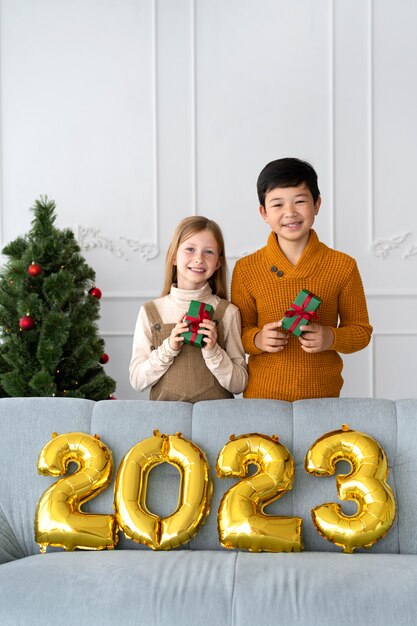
331 261 373 354
231 259 263 356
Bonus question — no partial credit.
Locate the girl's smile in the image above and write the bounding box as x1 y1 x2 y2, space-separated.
175 229 221 290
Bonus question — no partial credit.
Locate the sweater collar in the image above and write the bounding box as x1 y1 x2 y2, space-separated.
265 229 323 278
168 282 213 306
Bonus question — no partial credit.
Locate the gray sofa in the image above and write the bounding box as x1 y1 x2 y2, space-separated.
0 396 416 625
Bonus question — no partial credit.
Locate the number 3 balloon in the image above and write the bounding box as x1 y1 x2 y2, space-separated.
305 426 396 553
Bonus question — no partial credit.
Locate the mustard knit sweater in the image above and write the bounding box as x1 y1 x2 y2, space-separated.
231 230 372 401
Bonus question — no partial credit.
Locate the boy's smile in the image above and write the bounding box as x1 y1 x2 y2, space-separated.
259 183 321 263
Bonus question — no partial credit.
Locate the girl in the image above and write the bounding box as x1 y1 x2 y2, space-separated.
129 216 248 402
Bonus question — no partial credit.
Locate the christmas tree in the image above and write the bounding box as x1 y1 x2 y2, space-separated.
0 196 116 399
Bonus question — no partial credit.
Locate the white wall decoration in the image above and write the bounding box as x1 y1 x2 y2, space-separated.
0 0 416 399
77 226 159 262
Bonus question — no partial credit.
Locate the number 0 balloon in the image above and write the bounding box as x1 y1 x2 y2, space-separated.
114 430 212 550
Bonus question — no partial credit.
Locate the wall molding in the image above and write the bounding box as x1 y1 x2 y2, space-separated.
190 0 197 216
368 0 374 246
77 226 159 261
366 291 417 297
151 0 160 260
101 289 417 300
369 340 375 397
0 1 3 249
100 328 417 338
76 223 417 262
328 0 335 249
367 1 416 263
372 331 417 336
371 232 417 259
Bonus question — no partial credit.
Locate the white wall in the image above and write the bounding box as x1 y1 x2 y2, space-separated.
0 0 416 400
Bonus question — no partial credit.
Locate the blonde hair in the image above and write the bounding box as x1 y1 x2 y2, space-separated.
161 216 228 299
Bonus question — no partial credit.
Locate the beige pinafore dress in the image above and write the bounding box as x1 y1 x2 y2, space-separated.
143 299 234 403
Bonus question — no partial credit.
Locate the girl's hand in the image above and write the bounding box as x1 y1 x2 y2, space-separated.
298 323 334 353
199 319 218 351
169 315 189 350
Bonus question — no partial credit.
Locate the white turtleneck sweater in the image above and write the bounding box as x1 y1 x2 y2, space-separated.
129 283 248 395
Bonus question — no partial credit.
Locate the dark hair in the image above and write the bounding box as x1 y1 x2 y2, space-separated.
257 157 320 206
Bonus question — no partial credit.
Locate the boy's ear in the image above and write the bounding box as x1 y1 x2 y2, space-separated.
314 196 321 215
259 205 268 222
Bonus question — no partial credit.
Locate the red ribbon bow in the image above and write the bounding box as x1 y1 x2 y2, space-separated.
285 292 318 333
185 303 212 344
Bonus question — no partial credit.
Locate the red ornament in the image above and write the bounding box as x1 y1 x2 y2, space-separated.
99 353 109 364
28 262 42 277
19 315 35 331
89 287 102 299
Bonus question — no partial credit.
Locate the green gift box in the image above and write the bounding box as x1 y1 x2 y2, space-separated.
181 300 214 348
282 289 321 336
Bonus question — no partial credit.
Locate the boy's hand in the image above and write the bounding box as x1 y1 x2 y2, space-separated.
169 315 189 350
200 319 218 352
254 321 288 353
298 323 334 353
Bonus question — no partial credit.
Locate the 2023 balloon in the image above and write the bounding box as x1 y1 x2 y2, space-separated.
35 428 396 554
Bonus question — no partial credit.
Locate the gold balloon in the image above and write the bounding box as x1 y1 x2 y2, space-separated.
35 432 117 552
305 426 396 553
114 430 212 550
216 433 303 552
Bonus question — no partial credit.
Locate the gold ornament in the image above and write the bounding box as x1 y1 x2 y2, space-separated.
216 433 303 552
305 427 396 553
35 432 117 551
114 430 212 550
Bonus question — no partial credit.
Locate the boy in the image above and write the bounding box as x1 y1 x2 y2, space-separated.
231 157 372 401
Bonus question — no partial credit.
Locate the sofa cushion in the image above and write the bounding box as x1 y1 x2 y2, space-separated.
0 398 95 563
394 399 417 555
0 550 416 626
88 399 194 550
292 397 399 553
190 399 294 550
0 550 237 626
232 552 417 626
191 398 401 553
1 397 416 560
